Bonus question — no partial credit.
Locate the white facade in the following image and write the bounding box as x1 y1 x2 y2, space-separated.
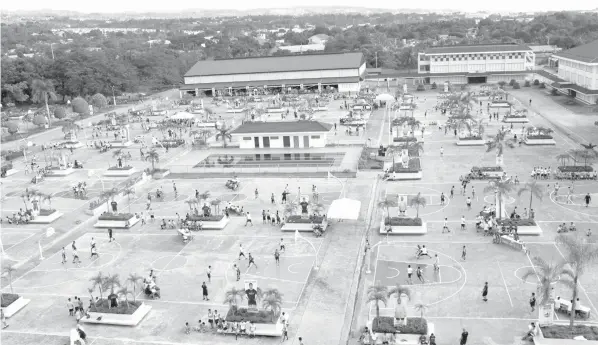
557 57 598 91
233 132 328 149
419 50 535 74
185 66 364 84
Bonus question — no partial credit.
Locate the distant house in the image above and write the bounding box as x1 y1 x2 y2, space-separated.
309 34 330 45
230 121 332 149
278 43 325 53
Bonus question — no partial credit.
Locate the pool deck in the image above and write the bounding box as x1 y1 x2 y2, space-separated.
169 146 362 176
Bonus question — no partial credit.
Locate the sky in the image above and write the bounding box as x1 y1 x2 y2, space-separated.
1 0 596 13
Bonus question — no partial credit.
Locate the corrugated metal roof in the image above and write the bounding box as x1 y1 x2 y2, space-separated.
231 121 333 134
184 52 364 77
554 40 598 63
424 44 532 55
180 77 360 90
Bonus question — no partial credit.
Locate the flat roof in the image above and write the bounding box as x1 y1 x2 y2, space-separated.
554 40 598 63
424 44 531 55
180 77 360 90
231 121 333 135
184 52 364 77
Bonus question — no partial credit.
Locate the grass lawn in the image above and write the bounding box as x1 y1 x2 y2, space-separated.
541 324 598 340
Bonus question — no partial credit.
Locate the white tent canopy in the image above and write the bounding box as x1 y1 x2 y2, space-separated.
169 112 194 120
327 198 362 220
375 93 394 102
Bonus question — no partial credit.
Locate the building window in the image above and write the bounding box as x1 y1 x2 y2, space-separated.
243 137 251 140
270 136 279 139
311 135 320 139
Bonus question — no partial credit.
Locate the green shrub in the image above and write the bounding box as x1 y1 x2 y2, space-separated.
39 209 57 216
459 136 483 140
416 84 425 91
541 325 598 340
1 293 20 308
188 215 225 222
513 82 521 89
392 137 417 143
551 88 559 96
497 219 537 227
539 82 546 89
225 306 276 324
533 79 539 86
384 217 423 226
6 122 19 135
526 134 553 139
107 166 134 170
431 82 437 89
72 97 90 115
286 215 326 224
98 213 135 221
372 316 428 335
32 114 48 127
391 159 421 173
1 150 24 161
509 79 516 86
91 93 108 109
558 166 593 173
89 298 142 315
524 80 531 87
54 107 67 119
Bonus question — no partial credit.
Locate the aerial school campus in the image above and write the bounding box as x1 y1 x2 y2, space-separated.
1 40 598 345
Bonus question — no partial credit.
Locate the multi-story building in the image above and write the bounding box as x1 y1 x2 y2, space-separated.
551 40 598 104
417 43 535 85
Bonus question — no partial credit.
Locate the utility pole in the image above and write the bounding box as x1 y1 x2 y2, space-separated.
50 43 55 60
375 52 378 68
111 86 117 107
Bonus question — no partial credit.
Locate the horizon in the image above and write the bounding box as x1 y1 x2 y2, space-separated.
2 0 597 14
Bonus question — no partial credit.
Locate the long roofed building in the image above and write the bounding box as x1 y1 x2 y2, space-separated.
180 52 366 97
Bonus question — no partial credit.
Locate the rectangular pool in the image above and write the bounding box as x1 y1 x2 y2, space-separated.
195 152 345 168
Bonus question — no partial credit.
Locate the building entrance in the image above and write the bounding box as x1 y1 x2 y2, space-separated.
468 76 487 84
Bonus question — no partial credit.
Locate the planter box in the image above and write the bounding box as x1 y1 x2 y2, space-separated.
94 216 140 229
191 217 230 230
152 169 170 179
381 223 427 235
368 320 434 345
386 171 423 180
516 225 542 235
226 108 245 113
266 108 284 113
457 139 486 146
47 167 74 176
81 303 152 326
29 211 63 224
2 168 18 177
3 296 30 318
104 168 137 177
281 220 328 232
525 138 556 145
110 141 133 148
534 324 598 345
503 117 529 123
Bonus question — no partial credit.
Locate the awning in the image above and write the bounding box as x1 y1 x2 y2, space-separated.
180 76 360 91
327 198 361 220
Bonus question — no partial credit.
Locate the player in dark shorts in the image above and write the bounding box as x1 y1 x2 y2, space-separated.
61 247 67 264
108 228 113 242
416 266 425 283
90 244 99 259
274 249 280 266
233 264 241 281
280 238 286 252
248 253 257 269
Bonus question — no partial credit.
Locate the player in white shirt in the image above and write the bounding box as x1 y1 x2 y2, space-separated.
238 244 246 260
442 218 450 233
406 265 413 284
434 254 440 271
460 216 466 231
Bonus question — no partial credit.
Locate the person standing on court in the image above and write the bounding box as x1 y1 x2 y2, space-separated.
460 329 469 345
482 282 488 302
108 228 113 242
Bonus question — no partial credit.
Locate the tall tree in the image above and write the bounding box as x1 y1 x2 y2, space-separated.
30 79 57 126
517 180 544 216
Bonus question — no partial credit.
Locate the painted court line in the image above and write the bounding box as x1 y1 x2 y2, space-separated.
4 233 36 251
0 227 42 232
497 261 514 307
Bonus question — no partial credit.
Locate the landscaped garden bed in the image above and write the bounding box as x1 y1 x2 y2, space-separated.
457 136 486 146
94 213 140 228
83 299 151 326
558 166 593 173
105 165 136 177
29 208 63 224
225 306 277 324
503 115 529 123
1 161 17 178
525 134 556 145
470 166 504 178
1 293 30 318
381 217 426 235
148 168 171 179
538 324 598 343
393 137 418 143
282 215 328 232
372 317 428 334
187 214 230 230
385 160 422 180
156 139 185 148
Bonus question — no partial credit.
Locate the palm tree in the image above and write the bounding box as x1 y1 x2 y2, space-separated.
62 120 80 139
378 197 398 220
126 273 143 302
3 265 16 293
312 202 325 216
400 141 424 157
284 201 298 217
123 188 135 213
100 188 119 213
385 146 401 169
556 234 598 329
486 129 517 167
103 274 121 308
31 79 57 126
262 295 283 322
408 193 427 218
42 193 54 210
145 149 160 171
414 303 428 319
483 180 516 219
185 199 196 211
215 123 233 147
388 284 411 305
571 147 598 168
367 285 388 328
517 181 544 217
112 149 123 165
87 287 95 304
556 153 571 167
210 199 222 214
262 288 283 301
117 287 132 308
224 287 246 306
90 272 106 301
521 256 565 307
